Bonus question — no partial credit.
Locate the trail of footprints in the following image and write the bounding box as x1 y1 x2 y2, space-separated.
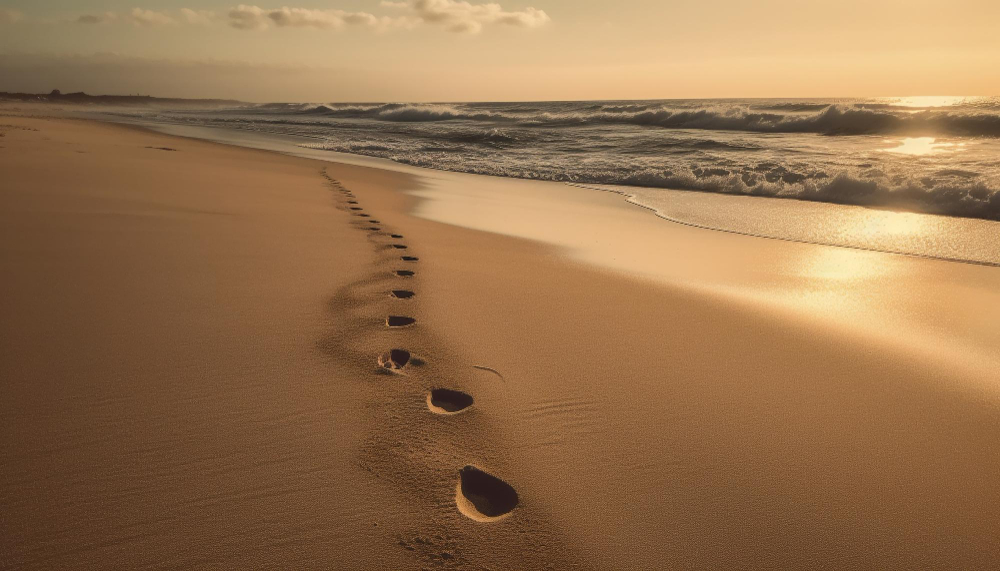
322 171 520 528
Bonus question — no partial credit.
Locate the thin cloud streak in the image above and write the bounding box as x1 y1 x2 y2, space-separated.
76 13 118 25
226 5 381 30
129 8 175 27
182 2 548 34
384 0 550 33
38 3 549 34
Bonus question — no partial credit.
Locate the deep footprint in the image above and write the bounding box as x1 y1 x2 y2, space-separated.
350 207 363 211
395 270 415 277
386 316 416 328
390 290 415 299
391 244 408 250
456 466 519 521
390 234 403 239
427 388 474 414
379 349 411 371
401 256 419 262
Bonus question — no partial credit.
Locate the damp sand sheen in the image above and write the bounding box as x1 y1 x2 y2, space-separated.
2 116 1000 569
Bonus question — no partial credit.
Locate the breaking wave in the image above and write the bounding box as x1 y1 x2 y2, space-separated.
557 105 1000 137
294 102 504 122
275 99 1000 138
302 137 1000 221
144 96 1000 222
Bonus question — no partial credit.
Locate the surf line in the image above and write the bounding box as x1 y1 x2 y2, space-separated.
565 182 1000 269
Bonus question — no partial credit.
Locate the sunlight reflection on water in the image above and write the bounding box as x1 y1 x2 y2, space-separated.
886 96 972 108
883 137 966 156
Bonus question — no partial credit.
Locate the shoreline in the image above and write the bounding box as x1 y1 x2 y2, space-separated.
3 115 999 568
90 113 1000 267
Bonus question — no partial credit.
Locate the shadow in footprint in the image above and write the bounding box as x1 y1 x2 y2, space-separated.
427 388 473 414
390 234 403 239
379 349 411 371
390 290 415 299
391 244 408 250
456 466 518 521
386 316 416 328
395 270 415 277
401 256 419 262
350 207 363 211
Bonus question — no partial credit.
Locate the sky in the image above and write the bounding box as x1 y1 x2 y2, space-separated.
1 0 999 102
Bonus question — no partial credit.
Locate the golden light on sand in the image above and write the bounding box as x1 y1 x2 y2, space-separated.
803 247 887 282
802 211 927 281
855 210 927 238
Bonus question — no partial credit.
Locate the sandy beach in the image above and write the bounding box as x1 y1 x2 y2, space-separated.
2 115 999 569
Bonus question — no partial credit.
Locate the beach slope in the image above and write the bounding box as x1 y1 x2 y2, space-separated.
2 116 999 569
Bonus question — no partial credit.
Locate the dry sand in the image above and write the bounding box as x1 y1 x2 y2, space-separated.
2 116 999 569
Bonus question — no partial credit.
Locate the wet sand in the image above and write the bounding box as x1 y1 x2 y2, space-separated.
2 116 999 569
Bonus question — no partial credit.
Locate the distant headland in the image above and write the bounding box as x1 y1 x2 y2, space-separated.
0 90 242 107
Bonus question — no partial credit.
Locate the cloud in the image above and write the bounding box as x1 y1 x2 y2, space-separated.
267 7 376 28
227 2 546 33
0 9 23 24
56 3 550 34
129 8 175 26
180 8 216 25
227 5 385 30
384 0 550 33
227 5 268 29
76 12 118 25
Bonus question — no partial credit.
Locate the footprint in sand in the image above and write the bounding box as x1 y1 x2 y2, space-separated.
427 388 473 414
401 256 418 262
390 234 403 239
378 349 411 371
390 290 415 299
369 227 381 231
386 316 416 328
456 466 518 521
395 270 415 277
369 220 380 224
348 200 358 204
391 244 408 250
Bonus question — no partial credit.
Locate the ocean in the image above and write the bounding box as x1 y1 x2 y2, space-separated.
102 96 1000 265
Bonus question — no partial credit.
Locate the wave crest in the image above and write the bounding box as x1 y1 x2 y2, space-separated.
582 105 1000 137
286 101 1000 137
